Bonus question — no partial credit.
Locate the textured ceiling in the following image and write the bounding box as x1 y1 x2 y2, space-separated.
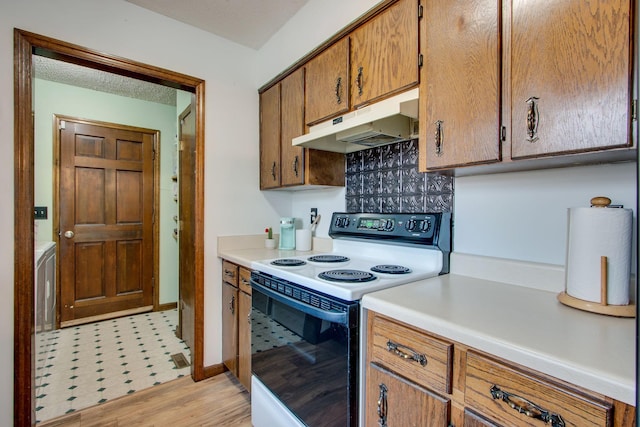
126 0 310 50
34 56 178 106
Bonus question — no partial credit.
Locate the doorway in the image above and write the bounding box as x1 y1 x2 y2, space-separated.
14 29 206 426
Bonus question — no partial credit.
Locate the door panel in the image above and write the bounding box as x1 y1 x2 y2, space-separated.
59 118 155 326
178 101 196 354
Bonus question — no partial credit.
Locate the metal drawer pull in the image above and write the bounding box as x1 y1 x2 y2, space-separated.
490 385 565 427
526 96 540 142
434 120 444 157
293 155 299 177
386 340 427 366
229 295 235 315
377 383 388 427
356 66 364 96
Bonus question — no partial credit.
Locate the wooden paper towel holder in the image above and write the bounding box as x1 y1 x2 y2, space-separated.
558 255 636 317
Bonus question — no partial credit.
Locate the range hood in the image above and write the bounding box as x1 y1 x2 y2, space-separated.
292 88 419 153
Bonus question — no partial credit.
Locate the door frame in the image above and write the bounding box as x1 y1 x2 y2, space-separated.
14 29 206 426
53 115 160 327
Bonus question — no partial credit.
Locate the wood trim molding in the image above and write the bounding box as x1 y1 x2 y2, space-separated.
13 29 206 427
202 363 226 380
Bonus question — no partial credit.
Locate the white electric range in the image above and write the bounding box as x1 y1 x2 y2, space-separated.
250 212 452 427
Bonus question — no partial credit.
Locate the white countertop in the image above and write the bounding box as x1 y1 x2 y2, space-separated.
218 237 636 405
362 266 636 405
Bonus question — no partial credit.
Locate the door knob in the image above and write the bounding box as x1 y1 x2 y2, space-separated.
64 230 74 239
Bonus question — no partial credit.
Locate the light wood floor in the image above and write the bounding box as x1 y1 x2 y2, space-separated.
39 372 252 427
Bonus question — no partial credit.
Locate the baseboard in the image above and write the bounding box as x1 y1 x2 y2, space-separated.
156 302 177 311
202 363 226 379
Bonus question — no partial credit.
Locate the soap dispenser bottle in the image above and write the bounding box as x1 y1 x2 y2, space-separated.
279 217 296 250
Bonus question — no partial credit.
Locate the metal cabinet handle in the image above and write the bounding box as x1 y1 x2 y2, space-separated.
335 77 342 104
293 155 299 177
526 96 540 142
356 66 364 96
224 269 235 279
229 295 235 315
490 385 565 427
434 120 444 157
387 340 427 366
377 383 388 427
271 161 277 180
247 312 251 324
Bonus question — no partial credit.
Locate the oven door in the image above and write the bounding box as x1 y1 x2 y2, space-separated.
251 273 359 427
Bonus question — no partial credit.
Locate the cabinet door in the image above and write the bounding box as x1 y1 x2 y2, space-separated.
419 0 501 171
238 290 252 391
366 362 450 426
351 0 419 108
511 0 632 158
280 68 306 186
305 37 350 125
222 282 238 375
260 84 281 189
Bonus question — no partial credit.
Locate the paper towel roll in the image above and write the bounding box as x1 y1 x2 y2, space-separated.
565 207 632 305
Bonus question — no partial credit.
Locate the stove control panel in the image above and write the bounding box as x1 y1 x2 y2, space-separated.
329 212 451 251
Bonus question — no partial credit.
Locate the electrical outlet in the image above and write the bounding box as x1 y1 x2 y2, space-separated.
34 206 48 220
310 208 318 224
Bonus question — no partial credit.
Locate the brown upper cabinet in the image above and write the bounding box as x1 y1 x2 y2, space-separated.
305 37 350 126
420 0 635 172
350 0 421 109
260 68 345 190
510 0 633 159
419 0 501 170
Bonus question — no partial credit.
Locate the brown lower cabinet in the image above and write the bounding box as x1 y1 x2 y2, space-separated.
365 311 636 427
221 259 252 391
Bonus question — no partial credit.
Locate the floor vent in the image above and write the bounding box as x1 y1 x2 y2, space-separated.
171 353 190 369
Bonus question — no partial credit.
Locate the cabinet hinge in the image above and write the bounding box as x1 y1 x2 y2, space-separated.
59 120 66 130
418 3 423 19
632 99 638 121
179 140 185 151
501 126 506 141
418 53 423 68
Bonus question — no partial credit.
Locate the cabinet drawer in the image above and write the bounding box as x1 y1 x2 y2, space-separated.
238 267 252 295
368 313 453 394
465 351 612 427
222 260 238 287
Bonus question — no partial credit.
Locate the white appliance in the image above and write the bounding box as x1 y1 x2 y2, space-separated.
35 241 56 332
250 212 451 427
291 88 419 153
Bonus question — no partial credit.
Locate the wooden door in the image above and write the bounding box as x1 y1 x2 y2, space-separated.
260 84 281 189
305 37 350 125
58 118 155 326
510 0 632 159
366 362 450 426
350 0 419 108
178 102 196 353
280 68 306 187
419 0 501 171
237 289 252 391
222 281 238 375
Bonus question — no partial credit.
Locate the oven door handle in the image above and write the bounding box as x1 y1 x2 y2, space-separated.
251 279 348 325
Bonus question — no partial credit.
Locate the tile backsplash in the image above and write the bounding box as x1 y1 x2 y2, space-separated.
345 139 454 213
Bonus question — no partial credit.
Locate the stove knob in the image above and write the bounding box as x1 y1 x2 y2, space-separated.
406 219 417 231
384 220 394 231
420 220 432 232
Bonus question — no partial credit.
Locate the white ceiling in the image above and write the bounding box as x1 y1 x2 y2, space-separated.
34 1 310 105
125 0 311 50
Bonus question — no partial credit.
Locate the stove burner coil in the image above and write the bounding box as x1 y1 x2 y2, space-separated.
318 269 376 283
270 258 307 267
370 265 412 274
307 255 350 263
